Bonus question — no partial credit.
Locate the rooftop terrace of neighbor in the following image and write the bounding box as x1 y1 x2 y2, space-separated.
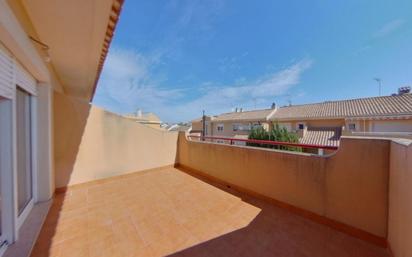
30 167 389 257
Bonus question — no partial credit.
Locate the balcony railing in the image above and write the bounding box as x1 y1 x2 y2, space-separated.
188 135 338 151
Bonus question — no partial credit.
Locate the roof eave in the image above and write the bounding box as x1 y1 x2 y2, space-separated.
90 0 124 101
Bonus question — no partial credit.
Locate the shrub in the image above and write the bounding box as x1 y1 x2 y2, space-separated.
247 124 301 152
247 126 268 147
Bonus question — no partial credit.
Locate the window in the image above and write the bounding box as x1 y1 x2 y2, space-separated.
348 123 356 131
217 124 224 132
298 123 305 130
16 88 33 215
0 95 16 250
233 123 251 132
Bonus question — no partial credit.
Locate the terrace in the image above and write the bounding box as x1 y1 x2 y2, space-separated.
30 167 388 257
8 104 411 257
1 1 411 257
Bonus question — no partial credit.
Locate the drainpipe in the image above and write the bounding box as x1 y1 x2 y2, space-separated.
202 110 205 141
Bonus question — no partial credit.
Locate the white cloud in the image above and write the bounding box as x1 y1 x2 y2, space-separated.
93 48 185 114
175 59 313 119
374 19 405 38
94 47 312 123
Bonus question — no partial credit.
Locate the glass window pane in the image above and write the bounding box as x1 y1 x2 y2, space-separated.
0 97 6 235
16 88 32 215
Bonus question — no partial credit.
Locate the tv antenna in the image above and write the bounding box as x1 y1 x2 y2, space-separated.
374 78 382 96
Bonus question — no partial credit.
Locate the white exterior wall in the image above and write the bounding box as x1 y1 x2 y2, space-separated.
0 1 54 252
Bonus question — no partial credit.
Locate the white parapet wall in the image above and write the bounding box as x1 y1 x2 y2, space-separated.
178 132 390 241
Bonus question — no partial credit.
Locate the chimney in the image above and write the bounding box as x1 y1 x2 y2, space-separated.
239 108 243 112
235 107 238 112
271 102 276 109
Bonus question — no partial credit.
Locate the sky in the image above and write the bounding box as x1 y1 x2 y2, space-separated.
93 0 412 123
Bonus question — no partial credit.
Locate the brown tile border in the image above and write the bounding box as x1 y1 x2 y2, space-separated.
54 164 175 194
175 163 388 248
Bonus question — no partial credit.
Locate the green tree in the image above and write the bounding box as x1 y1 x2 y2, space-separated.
247 126 269 147
248 123 301 152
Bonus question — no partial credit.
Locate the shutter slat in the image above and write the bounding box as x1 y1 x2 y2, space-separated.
16 63 36 96
0 48 14 99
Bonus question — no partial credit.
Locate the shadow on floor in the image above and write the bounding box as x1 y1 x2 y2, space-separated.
30 166 389 257
167 168 389 257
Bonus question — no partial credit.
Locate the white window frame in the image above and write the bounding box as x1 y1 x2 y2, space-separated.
0 97 15 254
15 88 37 230
0 46 38 248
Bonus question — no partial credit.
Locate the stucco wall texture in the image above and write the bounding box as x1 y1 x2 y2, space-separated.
177 133 390 238
53 92 178 188
53 92 412 256
388 140 412 257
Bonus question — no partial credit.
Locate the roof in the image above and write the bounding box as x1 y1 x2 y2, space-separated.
139 113 161 122
91 0 124 100
299 127 341 147
271 94 412 121
191 116 214 123
167 124 191 132
123 112 161 123
213 109 275 122
21 0 124 101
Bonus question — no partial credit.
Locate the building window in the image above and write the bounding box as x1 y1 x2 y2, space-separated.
348 123 356 131
298 123 305 130
233 124 239 131
16 87 33 215
233 123 251 132
217 124 224 132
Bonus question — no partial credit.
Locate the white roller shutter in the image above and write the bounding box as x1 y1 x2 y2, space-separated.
0 47 37 98
16 62 36 96
0 47 14 99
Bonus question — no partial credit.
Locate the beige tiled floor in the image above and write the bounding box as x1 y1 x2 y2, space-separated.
31 167 389 257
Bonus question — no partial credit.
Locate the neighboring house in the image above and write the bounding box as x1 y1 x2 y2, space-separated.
191 115 214 136
270 93 412 148
123 110 163 129
211 108 275 138
190 108 276 142
191 93 412 149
